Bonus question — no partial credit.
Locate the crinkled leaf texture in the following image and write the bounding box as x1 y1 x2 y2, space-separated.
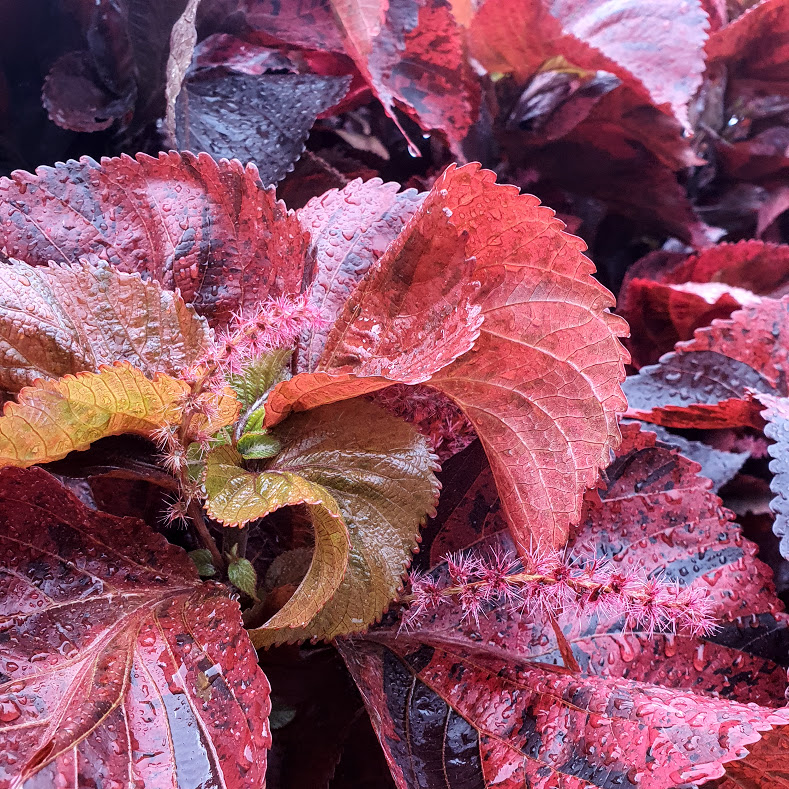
0 152 310 328
339 424 789 789
0 466 271 788
757 393 789 560
273 164 628 553
623 296 789 429
176 69 351 185
0 362 238 468
235 399 439 646
469 0 709 127
0 256 211 391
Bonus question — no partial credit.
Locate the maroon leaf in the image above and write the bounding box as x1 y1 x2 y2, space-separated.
470 0 709 127
175 35 352 184
0 152 310 327
339 424 789 788
619 241 789 366
0 466 271 788
623 296 789 429
707 726 789 789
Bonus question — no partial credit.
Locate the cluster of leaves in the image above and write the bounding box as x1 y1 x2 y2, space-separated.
2 1 789 788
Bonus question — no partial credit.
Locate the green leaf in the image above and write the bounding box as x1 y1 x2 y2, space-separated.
227 557 260 600
0 362 239 468
229 348 293 410
188 548 216 577
0 256 211 392
204 444 351 632
237 431 282 459
249 398 440 646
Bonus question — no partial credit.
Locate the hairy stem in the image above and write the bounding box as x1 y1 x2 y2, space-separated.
189 500 225 572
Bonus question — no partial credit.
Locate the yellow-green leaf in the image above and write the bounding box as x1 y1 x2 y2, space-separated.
0 256 211 391
248 398 440 646
204 444 350 631
0 362 237 468
227 556 259 600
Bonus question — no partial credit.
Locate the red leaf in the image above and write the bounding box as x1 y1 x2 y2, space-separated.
620 241 789 366
338 424 789 788
428 164 628 551
296 178 424 373
623 296 789 429
0 152 309 328
470 0 709 127
0 466 271 788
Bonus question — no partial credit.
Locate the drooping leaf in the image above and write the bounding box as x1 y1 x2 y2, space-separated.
0 466 271 788
0 256 211 391
619 241 789 366
248 399 440 645
0 152 310 328
0 361 238 468
175 66 351 184
470 0 709 127
203 443 350 634
623 296 789 429
339 423 789 789
427 163 629 551
296 178 424 373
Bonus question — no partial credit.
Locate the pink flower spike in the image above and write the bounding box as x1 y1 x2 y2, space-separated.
478 547 522 605
445 551 482 586
459 583 486 628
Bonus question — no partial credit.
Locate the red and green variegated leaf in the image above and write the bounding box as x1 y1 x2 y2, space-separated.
623 296 789 429
0 466 271 789
0 362 238 468
250 399 440 645
0 152 309 328
0 256 211 391
203 443 350 633
428 163 629 552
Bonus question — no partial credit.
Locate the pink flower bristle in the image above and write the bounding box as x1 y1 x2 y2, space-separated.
161 495 190 528
400 545 717 637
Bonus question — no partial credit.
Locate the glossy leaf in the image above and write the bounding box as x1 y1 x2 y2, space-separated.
0 362 237 468
175 67 351 184
0 256 210 391
0 152 310 328
624 296 789 429
0 465 271 788
469 0 709 127
249 399 440 645
340 423 789 789
264 171 483 425
203 444 349 633
428 163 629 551
296 178 423 373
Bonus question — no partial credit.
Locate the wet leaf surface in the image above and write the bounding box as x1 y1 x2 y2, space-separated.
338 423 789 788
0 257 210 391
0 152 310 328
0 466 271 788
757 393 789 560
248 398 440 646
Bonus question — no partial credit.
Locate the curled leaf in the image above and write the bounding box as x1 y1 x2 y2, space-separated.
250 399 440 645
